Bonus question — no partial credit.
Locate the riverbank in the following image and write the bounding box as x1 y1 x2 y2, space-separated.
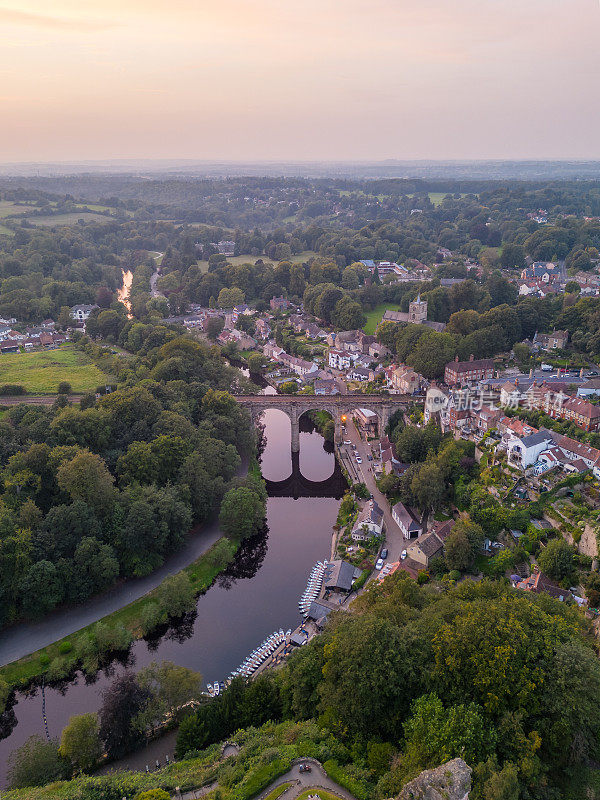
0 535 239 691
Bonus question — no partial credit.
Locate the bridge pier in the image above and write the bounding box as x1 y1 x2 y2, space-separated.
334 413 343 445
379 405 391 435
290 405 300 453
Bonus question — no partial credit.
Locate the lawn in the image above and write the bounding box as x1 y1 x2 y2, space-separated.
26 211 115 226
263 782 293 800
362 303 400 334
0 345 114 393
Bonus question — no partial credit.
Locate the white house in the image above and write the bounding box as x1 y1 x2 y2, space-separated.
505 430 554 468
70 304 98 322
328 349 355 370
351 501 384 542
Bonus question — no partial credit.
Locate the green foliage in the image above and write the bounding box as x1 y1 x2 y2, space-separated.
176 675 282 757
401 693 496 778
59 713 102 773
7 736 69 789
537 537 575 581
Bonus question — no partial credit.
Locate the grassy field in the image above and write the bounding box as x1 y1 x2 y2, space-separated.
26 211 114 226
0 345 113 393
195 250 317 272
0 223 14 236
0 200 38 218
362 303 400 334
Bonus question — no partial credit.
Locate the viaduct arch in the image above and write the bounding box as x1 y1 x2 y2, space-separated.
234 394 410 453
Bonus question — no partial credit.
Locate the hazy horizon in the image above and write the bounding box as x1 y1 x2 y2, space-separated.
2 0 600 163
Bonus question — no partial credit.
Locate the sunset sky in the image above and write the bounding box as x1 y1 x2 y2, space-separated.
1 0 599 162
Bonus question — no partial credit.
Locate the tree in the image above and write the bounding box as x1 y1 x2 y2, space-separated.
219 486 265 542
56 450 115 516
99 674 151 759
7 735 68 788
279 380 298 394
205 315 224 340
19 560 63 618
57 381 72 395
59 713 101 773
402 693 496 776
410 462 446 513
333 296 366 330
217 287 244 308
155 572 196 618
537 537 574 581
136 792 170 800
247 353 265 374
136 661 203 731
445 528 473 571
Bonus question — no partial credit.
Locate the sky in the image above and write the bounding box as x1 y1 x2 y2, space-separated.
0 0 599 163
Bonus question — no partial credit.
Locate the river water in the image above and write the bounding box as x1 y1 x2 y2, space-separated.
0 409 343 785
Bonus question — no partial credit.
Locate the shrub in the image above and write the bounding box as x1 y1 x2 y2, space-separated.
58 641 73 655
448 570 461 581
0 383 26 395
323 759 371 800
39 653 50 667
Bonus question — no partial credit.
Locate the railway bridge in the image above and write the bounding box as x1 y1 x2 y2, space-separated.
234 394 411 452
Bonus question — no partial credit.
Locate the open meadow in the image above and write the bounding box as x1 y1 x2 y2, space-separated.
0 345 114 393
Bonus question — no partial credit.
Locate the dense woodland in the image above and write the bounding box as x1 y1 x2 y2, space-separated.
0 335 262 626
173 577 600 800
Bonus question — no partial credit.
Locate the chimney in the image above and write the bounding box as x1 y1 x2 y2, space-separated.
529 368 533 378
469 354 474 361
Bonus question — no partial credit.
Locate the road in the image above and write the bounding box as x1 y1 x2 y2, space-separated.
341 421 406 565
0 394 83 406
150 251 165 298
255 759 356 800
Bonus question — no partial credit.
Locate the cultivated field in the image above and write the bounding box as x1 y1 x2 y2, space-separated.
0 345 113 393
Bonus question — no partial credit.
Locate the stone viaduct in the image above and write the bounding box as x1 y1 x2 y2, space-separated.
234 394 411 452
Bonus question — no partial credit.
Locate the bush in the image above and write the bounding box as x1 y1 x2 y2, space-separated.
39 653 50 667
58 640 73 655
448 570 461 581
323 759 371 800
233 757 290 800
0 383 26 395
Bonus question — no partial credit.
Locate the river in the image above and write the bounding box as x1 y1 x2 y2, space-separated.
0 408 344 785
117 269 133 317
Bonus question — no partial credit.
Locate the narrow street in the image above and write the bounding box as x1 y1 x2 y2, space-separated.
339 419 406 565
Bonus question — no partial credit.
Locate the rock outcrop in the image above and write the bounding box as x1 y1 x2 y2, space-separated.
396 758 472 800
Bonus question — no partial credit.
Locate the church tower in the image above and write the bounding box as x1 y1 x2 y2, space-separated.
408 294 427 324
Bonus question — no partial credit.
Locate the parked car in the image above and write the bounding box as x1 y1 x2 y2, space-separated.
375 558 384 570
356 456 362 463
344 440 351 445
299 764 312 773
381 548 388 559
401 550 407 560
